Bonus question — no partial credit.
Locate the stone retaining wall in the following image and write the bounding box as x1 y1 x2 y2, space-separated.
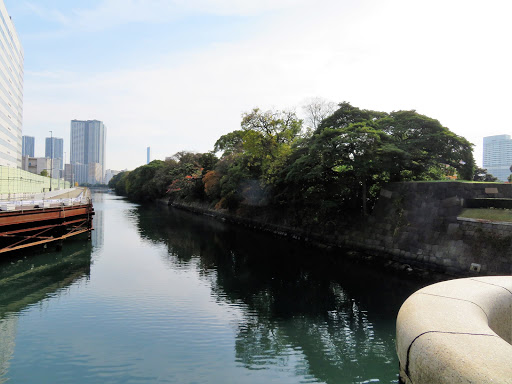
169 182 512 276
342 182 512 275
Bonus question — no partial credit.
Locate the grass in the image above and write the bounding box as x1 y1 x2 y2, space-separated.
459 208 512 222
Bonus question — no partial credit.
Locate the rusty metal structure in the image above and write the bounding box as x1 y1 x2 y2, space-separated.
0 188 94 254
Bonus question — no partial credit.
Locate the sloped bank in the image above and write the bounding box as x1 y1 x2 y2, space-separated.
167 181 512 277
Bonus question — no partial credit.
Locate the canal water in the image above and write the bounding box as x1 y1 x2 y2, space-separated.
0 193 427 383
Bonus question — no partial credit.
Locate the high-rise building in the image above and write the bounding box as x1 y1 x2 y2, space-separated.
147 146 151 164
45 136 64 170
483 135 512 181
70 120 106 184
0 2 23 168
22 135 34 157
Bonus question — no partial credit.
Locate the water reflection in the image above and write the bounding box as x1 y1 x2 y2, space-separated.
135 204 424 383
0 241 93 383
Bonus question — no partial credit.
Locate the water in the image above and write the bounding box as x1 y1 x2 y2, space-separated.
0 193 426 383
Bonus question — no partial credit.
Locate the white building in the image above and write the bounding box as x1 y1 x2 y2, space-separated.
483 135 512 181
0 1 23 168
22 156 59 177
104 169 120 185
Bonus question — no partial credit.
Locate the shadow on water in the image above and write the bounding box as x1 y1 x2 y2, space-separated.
135 204 428 383
0 240 93 383
0 241 93 318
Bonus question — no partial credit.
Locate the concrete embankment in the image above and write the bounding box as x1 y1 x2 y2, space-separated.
167 181 512 277
396 276 512 383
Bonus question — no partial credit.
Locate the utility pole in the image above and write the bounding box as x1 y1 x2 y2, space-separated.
49 130 53 191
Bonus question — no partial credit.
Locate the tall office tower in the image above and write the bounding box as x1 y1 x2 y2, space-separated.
45 136 64 171
147 147 151 164
483 135 512 181
70 120 106 184
22 135 34 157
0 2 23 168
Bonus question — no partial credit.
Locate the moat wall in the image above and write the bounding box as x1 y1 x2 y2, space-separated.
169 182 512 276
346 182 512 276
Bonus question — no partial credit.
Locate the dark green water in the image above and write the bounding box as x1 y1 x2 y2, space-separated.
0 193 426 383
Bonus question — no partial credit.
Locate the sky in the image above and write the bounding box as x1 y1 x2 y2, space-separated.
4 0 512 171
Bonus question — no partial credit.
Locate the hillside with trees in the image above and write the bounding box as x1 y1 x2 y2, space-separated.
109 102 474 228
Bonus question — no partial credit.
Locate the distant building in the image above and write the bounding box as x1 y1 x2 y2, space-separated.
70 120 106 184
483 135 512 181
22 136 34 157
88 162 103 185
66 163 88 186
147 147 151 164
22 156 52 176
104 169 120 185
64 164 73 185
45 137 64 171
0 2 23 168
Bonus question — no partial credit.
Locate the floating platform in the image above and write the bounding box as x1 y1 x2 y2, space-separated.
0 188 94 254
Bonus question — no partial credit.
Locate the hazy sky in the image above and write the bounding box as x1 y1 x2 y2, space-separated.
5 0 512 170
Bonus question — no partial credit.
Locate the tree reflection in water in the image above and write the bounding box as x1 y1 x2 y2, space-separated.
135 204 426 383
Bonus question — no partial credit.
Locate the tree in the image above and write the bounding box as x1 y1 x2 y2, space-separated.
301 97 337 132
473 167 497 182
40 169 48 177
377 110 474 181
279 103 475 220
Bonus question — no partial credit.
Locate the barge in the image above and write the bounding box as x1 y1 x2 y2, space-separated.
0 188 94 254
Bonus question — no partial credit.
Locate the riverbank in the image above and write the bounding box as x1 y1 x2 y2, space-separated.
163 181 512 277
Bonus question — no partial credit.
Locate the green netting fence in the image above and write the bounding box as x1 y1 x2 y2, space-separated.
0 166 70 196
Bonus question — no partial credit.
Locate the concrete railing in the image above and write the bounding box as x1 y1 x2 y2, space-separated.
396 277 512 383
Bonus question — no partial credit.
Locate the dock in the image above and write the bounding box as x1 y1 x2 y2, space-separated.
0 188 94 254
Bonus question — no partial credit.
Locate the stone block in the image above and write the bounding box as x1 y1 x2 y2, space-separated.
447 223 460 235
441 196 461 208
485 187 499 194
443 258 453 266
380 189 393 198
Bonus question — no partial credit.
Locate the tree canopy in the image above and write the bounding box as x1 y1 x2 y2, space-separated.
112 102 475 225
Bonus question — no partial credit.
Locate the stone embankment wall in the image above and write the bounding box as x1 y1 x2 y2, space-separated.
169 182 512 276
345 182 512 276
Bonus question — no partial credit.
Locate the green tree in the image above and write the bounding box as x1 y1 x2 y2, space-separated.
473 167 497 182
279 103 474 220
377 110 474 181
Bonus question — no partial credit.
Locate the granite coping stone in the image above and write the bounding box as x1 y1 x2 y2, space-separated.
396 276 512 383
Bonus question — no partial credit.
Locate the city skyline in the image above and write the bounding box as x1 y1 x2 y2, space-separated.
4 0 512 171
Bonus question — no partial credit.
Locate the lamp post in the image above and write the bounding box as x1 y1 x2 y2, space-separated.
49 131 53 191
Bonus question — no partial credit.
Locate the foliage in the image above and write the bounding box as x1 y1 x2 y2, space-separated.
112 102 475 224
40 169 48 177
473 167 497 182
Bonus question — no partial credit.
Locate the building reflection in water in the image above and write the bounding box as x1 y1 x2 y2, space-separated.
92 205 104 248
134 204 425 383
0 241 93 383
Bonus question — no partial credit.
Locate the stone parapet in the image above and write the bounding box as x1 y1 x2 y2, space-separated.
396 277 512 383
